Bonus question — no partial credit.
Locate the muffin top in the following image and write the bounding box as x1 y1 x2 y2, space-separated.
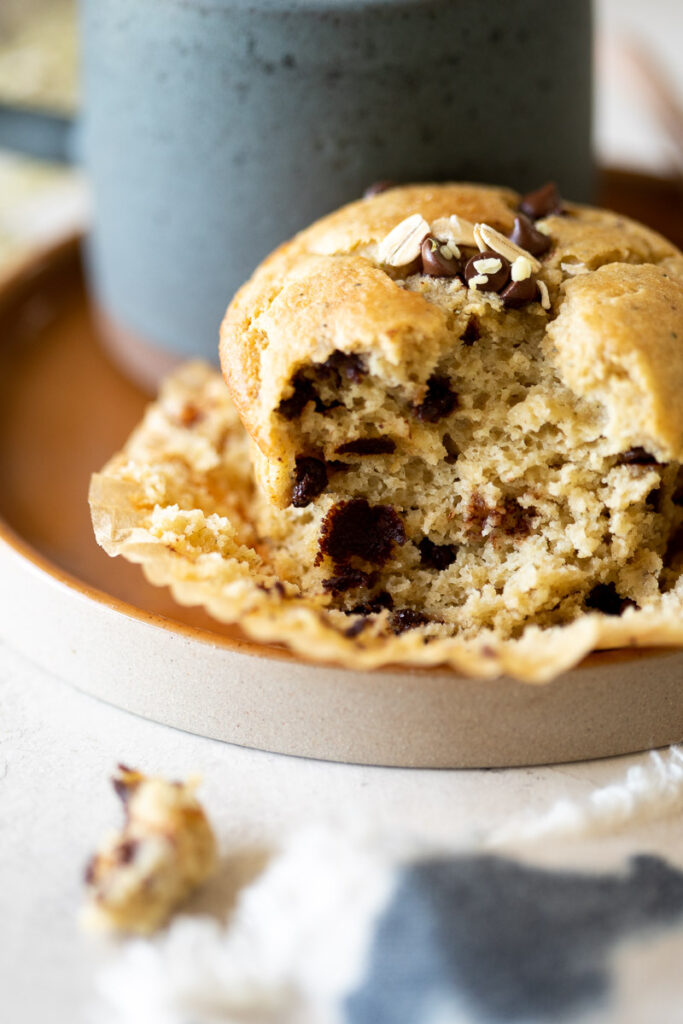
220 182 683 506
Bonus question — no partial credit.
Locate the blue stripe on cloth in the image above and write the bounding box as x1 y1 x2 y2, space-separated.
346 854 683 1024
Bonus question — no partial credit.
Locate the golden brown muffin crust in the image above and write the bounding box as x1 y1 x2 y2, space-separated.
220 182 683 493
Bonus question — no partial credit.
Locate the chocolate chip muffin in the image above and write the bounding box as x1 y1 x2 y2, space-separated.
219 182 683 638
91 181 683 680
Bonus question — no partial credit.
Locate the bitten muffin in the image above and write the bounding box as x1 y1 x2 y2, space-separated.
90 181 683 680
219 182 683 638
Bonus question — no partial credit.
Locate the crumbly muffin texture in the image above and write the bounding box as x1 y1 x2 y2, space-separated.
90 182 683 681
220 183 683 638
82 766 217 935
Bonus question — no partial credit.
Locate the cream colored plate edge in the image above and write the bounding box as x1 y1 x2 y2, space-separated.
3 534 682 768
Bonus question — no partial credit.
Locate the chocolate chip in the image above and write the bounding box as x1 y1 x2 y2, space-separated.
499 500 536 537
345 618 370 638
618 447 659 466
112 765 138 804
585 583 634 616
348 591 394 615
465 493 492 536
420 236 461 278
646 486 662 512
278 373 320 420
115 839 139 865
500 276 538 308
317 499 406 566
442 433 459 464
464 250 510 293
509 213 551 257
418 537 457 570
415 374 458 422
389 609 430 634
319 351 367 386
461 317 480 345
519 182 563 220
291 456 328 507
322 568 377 595
465 494 535 538
84 856 97 885
176 402 204 428
327 460 350 474
363 180 395 198
336 438 396 455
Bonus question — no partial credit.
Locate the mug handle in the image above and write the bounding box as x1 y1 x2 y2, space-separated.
0 103 75 163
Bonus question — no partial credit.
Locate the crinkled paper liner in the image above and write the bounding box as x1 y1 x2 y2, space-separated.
88 362 683 684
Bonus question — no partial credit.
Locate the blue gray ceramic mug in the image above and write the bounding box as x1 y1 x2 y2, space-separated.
3 0 594 388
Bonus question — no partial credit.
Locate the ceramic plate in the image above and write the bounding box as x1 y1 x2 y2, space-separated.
1 174 682 767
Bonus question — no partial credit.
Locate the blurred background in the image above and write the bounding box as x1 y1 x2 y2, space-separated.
0 0 680 282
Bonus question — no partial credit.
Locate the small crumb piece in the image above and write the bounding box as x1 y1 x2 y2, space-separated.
511 256 533 282
473 257 503 276
81 766 217 935
560 261 589 277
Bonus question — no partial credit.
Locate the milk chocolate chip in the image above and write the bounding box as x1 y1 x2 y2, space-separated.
618 447 659 466
317 499 406 566
415 374 458 422
500 276 538 308
347 591 394 615
510 213 551 257
389 609 430 634
320 351 367 385
322 568 377 595
363 179 395 198
465 494 535 538
291 456 328 507
585 583 634 616
420 236 461 278
278 373 321 420
176 401 204 428
115 839 139 865
519 182 563 220
418 537 457 570
336 438 396 455
461 316 480 345
464 250 510 293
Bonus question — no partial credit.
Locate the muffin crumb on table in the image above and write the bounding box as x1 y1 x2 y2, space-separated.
81 766 217 936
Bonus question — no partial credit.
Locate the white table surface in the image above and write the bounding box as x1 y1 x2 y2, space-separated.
2 2 683 1019
1 632 664 1024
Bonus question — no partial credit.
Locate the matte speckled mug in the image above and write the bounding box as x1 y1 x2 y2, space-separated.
79 0 593 389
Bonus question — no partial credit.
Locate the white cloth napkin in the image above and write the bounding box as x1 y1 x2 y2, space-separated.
93 747 683 1024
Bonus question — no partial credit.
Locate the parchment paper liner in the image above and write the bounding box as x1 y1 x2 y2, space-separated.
89 363 683 683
